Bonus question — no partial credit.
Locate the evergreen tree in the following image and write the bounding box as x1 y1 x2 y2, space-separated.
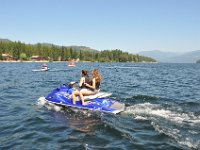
0 48 2 60
0 40 156 62
13 43 20 60
20 53 27 61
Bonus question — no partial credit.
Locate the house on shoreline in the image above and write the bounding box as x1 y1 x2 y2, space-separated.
31 55 49 62
2 53 13 61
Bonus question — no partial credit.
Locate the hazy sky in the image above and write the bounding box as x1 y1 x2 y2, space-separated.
0 0 199 53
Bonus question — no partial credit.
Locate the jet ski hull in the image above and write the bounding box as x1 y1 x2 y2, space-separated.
32 68 50 72
45 84 125 114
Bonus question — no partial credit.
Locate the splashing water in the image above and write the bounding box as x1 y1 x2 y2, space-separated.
123 103 200 149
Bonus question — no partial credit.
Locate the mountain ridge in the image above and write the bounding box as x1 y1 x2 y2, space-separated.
0 38 97 52
138 50 200 63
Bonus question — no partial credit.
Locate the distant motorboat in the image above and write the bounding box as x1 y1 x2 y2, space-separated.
41 67 50 71
67 62 76 67
32 68 50 72
32 63 50 72
68 64 76 67
41 63 48 69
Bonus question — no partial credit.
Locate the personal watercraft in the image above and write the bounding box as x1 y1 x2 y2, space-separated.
44 83 125 114
68 63 76 67
32 68 50 72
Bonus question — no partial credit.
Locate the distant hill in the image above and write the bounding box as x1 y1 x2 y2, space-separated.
169 50 200 63
36 43 98 52
138 50 179 62
0 38 98 53
66 46 98 52
138 50 200 63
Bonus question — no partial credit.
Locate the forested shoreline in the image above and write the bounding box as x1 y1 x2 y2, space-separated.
0 40 156 62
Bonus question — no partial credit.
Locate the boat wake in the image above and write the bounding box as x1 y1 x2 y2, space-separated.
122 103 200 149
37 97 200 149
37 96 63 112
37 96 102 117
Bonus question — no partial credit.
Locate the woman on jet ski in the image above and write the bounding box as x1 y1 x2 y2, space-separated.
80 69 102 96
71 69 102 105
71 70 90 105
79 70 90 89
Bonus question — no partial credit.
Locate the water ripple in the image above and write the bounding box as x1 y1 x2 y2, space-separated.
0 62 200 149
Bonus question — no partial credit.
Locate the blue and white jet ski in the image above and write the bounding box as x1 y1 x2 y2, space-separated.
44 84 125 114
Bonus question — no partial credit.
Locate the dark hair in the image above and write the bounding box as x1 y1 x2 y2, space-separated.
82 70 88 76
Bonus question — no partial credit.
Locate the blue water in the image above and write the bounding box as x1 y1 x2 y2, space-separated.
0 62 200 150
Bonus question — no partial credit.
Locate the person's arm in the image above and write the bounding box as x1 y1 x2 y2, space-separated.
79 77 85 87
84 78 96 90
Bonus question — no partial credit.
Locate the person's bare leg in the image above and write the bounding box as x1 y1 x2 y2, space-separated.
79 90 95 105
71 91 79 104
80 90 93 96
79 93 86 105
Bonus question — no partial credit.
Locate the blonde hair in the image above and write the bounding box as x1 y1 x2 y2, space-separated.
92 69 102 83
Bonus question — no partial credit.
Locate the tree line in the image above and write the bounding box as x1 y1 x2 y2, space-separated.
0 40 156 62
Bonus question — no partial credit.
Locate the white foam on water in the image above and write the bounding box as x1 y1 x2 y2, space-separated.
37 96 63 112
38 97 99 119
134 116 148 120
53 105 62 112
178 139 200 149
123 103 200 149
124 103 200 125
152 121 199 149
37 96 47 106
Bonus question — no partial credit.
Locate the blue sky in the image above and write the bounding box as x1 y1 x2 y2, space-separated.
0 0 199 53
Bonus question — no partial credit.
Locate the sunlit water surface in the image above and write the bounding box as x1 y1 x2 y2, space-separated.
0 62 200 150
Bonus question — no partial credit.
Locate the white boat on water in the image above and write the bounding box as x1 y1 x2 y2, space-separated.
32 63 50 72
68 63 76 67
32 68 50 72
67 61 76 67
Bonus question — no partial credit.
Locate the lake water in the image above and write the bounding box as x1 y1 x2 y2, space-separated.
0 62 200 150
